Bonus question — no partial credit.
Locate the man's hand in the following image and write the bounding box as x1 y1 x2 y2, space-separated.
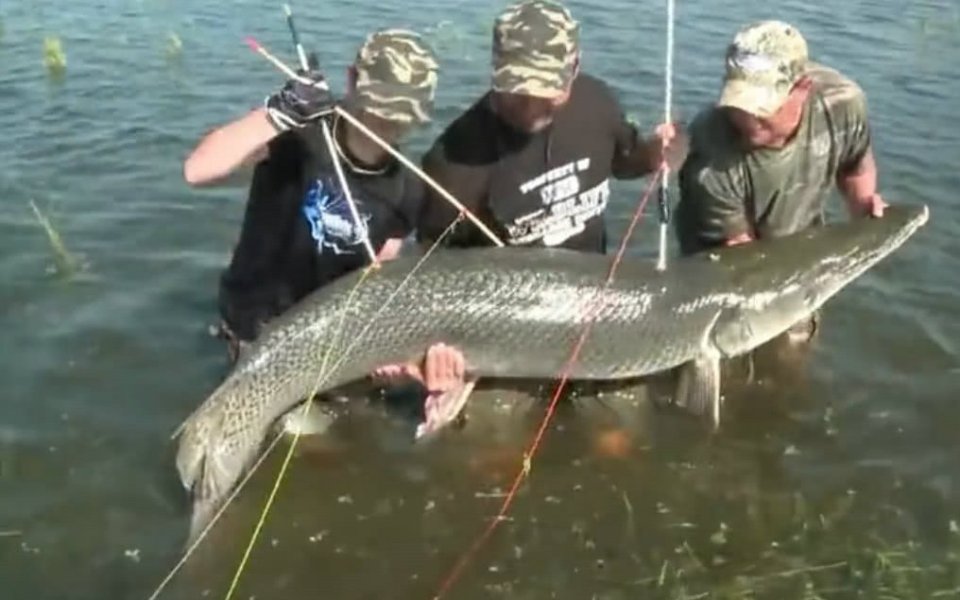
371 343 467 395
653 121 689 171
265 69 336 132
375 238 405 262
724 231 754 246
422 343 465 395
848 193 887 218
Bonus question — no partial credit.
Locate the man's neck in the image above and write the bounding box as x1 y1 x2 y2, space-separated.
336 113 391 172
765 92 813 150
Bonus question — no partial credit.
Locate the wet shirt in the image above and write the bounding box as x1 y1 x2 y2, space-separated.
218 118 422 341
416 73 655 253
674 64 872 255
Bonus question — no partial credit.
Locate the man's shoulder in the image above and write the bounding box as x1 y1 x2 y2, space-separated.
686 106 743 168
425 93 498 165
571 72 616 98
567 72 626 114
807 63 868 115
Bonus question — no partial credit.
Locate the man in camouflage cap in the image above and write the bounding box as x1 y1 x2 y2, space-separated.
487 0 583 128
349 28 439 125
376 0 686 442
182 29 439 365
417 0 684 250
674 20 888 352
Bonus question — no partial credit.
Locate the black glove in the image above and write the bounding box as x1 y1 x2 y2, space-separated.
264 67 336 131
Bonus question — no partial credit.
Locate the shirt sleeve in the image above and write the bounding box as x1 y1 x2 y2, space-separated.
675 133 751 254
600 83 654 180
835 87 872 174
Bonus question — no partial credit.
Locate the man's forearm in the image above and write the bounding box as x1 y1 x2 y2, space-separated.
837 146 878 213
612 134 661 178
183 108 278 187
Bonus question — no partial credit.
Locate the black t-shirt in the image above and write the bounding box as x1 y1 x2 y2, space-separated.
416 73 655 252
218 118 422 341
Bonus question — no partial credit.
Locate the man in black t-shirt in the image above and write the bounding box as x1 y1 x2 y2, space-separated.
416 0 686 252
182 30 439 363
373 1 687 432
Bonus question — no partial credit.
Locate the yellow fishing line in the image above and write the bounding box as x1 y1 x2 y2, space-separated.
222 264 373 600
222 219 460 600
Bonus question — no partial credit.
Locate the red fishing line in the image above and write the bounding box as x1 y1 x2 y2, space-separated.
432 162 668 599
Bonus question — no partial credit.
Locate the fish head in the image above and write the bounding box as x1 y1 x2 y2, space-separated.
709 204 929 356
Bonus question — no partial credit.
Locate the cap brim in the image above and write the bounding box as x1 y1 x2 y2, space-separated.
717 79 787 118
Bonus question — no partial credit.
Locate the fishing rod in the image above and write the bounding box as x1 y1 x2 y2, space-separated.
283 3 313 69
656 0 676 272
280 3 380 267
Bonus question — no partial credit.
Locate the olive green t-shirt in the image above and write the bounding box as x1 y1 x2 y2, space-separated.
674 63 872 255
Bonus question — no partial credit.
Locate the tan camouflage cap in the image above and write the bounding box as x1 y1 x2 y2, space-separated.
491 0 580 98
353 29 439 124
718 20 809 118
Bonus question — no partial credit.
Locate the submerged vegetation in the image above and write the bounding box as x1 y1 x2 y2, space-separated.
585 483 960 599
28 199 79 278
165 31 182 59
42 35 66 77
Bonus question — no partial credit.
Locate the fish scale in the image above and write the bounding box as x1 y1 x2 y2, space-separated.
174 204 928 545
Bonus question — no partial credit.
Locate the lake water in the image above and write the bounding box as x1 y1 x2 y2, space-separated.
1 0 958 598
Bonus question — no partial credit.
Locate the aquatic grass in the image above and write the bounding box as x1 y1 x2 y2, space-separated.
628 539 959 599
165 31 182 59
28 199 79 278
596 480 960 600
42 35 66 77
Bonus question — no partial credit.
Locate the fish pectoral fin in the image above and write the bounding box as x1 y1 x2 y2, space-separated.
278 399 336 437
674 351 722 429
414 377 478 442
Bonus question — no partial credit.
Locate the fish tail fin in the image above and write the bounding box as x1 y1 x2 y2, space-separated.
183 495 221 552
674 351 722 429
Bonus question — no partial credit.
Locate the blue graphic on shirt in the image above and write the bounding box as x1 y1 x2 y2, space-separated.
301 175 372 255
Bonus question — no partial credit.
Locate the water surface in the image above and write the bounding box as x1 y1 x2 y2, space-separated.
1 1 958 598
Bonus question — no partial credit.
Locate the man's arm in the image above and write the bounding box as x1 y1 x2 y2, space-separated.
838 146 882 211
611 120 664 178
184 69 336 188
184 108 277 187
606 94 687 178
675 144 752 255
834 89 886 218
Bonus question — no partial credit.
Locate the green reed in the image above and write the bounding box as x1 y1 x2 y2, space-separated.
28 199 79 278
43 35 66 77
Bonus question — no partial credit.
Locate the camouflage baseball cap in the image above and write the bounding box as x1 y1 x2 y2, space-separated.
491 0 580 98
353 29 439 124
718 20 809 118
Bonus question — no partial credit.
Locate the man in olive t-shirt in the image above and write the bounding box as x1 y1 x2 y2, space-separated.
674 20 888 344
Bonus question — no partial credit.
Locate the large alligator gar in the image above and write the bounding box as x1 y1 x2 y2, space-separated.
175 204 928 544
